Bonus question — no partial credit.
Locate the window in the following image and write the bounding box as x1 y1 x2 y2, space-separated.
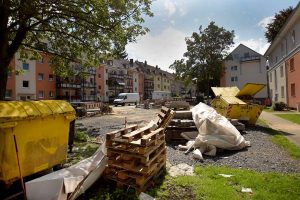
38 91 44 98
292 30 295 44
135 78 137 82
98 85 101 89
244 52 250 58
235 76 238 81
90 78 94 84
291 83 296 97
231 77 234 82
158 84 160 88
231 66 237 71
105 69 108 73
281 86 284 98
275 56 278 63
158 77 160 81
280 66 283 77
108 60 113 65
90 91 95 95
98 74 101 78
164 85 166 89
106 80 108 85
5 90 12 98
49 91 54 98
135 87 137 92
40 58 44 64
22 63 29 70
38 73 44 80
269 72 272 82
23 80 29 87
290 58 295 71
49 74 54 81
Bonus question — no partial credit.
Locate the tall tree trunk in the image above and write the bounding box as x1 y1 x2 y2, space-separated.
0 59 9 100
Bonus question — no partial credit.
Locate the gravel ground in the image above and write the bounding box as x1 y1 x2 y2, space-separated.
77 106 300 173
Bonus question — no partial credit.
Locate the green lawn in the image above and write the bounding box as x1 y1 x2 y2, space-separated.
148 166 300 200
263 107 273 112
80 166 300 200
276 114 300 125
256 119 300 159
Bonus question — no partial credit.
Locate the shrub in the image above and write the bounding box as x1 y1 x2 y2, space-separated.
74 130 88 142
272 102 287 111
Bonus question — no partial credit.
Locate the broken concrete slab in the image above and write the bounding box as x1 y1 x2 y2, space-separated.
168 163 194 177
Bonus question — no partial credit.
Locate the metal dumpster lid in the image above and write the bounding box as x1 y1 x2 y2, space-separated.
0 100 75 123
221 96 246 105
236 83 265 97
211 87 240 97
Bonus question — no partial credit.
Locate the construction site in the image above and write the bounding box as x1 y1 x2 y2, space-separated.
1 83 300 200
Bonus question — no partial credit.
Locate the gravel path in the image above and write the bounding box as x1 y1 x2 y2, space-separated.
167 125 300 173
77 106 300 173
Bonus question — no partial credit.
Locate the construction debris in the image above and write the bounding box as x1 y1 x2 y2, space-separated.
104 107 174 192
211 83 265 124
168 163 194 177
176 103 250 160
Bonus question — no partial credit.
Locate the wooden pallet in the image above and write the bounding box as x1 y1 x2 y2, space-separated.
105 157 166 191
104 106 174 192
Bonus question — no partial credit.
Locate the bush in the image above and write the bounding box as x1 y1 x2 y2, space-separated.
101 104 112 113
74 130 88 142
272 102 287 111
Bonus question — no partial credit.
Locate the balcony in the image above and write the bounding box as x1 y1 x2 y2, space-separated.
82 82 96 88
240 56 260 62
57 83 81 88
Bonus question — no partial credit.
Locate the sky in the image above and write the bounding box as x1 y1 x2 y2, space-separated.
126 0 299 72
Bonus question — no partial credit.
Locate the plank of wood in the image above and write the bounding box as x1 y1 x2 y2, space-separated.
141 128 163 146
122 124 152 142
106 125 138 140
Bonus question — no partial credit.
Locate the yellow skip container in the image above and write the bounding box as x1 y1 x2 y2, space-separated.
0 100 75 184
211 83 265 125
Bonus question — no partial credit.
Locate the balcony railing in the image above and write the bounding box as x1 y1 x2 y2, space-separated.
240 56 260 62
57 83 81 88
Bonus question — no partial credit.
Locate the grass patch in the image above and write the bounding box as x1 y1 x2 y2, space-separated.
276 114 300 125
257 119 300 159
79 166 300 200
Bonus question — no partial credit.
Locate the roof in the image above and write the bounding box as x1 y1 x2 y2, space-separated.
226 44 262 60
264 2 300 56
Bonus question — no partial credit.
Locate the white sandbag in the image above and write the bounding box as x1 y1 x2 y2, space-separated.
191 103 250 150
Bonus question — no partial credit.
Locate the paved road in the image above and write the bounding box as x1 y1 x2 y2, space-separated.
259 111 300 147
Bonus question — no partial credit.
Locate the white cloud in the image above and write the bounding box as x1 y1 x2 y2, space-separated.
164 0 176 17
258 16 274 30
170 20 175 25
126 27 187 72
231 38 270 55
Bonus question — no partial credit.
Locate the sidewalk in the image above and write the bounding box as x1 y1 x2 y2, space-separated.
259 111 300 148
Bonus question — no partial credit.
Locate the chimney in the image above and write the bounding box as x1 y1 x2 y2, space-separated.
156 65 158 69
130 59 133 67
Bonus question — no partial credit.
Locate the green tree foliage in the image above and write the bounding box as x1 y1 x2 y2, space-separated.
170 22 234 96
265 7 294 43
0 0 153 100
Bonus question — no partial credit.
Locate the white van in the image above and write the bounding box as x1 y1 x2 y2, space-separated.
114 93 140 106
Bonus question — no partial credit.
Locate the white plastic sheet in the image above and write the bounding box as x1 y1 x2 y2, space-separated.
181 103 250 160
26 143 107 200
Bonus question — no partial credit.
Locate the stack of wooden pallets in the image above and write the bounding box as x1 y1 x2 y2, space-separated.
104 107 174 192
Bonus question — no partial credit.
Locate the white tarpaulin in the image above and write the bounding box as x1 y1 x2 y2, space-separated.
26 143 107 200
179 103 250 160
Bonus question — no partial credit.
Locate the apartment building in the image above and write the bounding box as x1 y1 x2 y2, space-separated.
5 53 56 101
221 44 268 100
265 3 300 109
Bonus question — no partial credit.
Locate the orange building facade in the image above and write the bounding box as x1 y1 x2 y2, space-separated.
35 54 56 100
286 51 300 108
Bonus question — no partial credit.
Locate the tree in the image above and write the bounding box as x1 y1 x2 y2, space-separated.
170 22 234 97
0 0 153 100
265 6 294 43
